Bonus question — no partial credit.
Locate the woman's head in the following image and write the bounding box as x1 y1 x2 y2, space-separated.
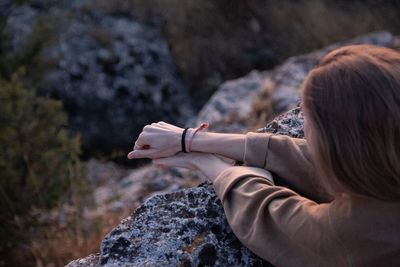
302 44 400 201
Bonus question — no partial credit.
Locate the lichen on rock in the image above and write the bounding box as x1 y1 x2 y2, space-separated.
3 2 194 155
96 183 270 267
257 104 304 138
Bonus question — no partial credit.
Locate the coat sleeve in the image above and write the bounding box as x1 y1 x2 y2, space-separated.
243 132 330 202
212 166 345 267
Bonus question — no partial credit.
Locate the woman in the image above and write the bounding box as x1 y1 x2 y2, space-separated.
127 45 400 266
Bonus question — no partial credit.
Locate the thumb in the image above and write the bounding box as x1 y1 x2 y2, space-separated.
127 149 157 159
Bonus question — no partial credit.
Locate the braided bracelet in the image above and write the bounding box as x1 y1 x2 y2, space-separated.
188 122 209 152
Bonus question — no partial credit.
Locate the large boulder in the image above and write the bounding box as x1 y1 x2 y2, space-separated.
252 31 400 127
191 70 269 133
191 31 399 133
3 2 194 155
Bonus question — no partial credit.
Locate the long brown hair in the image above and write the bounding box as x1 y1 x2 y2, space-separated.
302 44 400 201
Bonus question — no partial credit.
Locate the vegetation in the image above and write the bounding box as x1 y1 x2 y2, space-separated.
0 76 87 265
132 0 400 102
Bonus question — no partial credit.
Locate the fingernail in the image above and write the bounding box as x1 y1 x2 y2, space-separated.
127 152 135 159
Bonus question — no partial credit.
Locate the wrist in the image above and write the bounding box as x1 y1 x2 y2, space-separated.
185 123 209 153
193 154 232 182
185 128 195 152
190 131 209 153
175 128 185 153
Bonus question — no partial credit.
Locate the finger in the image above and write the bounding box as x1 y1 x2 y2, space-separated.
134 142 150 150
134 133 150 149
142 124 153 131
127 149 157 159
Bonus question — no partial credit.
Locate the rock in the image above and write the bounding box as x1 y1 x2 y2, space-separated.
269 31 396 115
98 183 270 267
45 11 194 155
66 253 99 267
69 183 273 267
3 5 38 55
257 104 304 138
251 31 400 129
3 2 194 155
87 165 202 218
193 32 399 134
192 70 269 133
254 31 399 123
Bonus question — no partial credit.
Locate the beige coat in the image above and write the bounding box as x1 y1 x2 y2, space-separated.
213 133 400 267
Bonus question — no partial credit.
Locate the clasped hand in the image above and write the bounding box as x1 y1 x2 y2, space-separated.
127 122 232 181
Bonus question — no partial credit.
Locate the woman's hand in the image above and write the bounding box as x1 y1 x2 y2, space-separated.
127 121 183 159
153 152 232 182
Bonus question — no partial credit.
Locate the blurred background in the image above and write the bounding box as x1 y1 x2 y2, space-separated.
1 0 399 266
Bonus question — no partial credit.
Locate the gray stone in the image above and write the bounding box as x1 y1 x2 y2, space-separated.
43 12 194 154
66 253 99 267
3 2 194 155
3 5 38 54
98 183 269 267
269 31 396 114
193 32 398 135
257 104 304 138
192 70 269 133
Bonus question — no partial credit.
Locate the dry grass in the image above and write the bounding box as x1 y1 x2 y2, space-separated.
79 0 400 107
2 206 132 267
128 0 400 108
263 0 400 57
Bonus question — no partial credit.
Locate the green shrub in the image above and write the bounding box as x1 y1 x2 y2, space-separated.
0 77 85 249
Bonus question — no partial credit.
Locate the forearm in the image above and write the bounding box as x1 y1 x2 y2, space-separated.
190 132 246 162
193 154 233 182
212 167 331 265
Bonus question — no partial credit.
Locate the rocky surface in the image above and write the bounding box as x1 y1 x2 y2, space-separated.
252 31 400 127
193 31 400 133
67 254 100 267
3 1 194 155
86 163 202 217
99 183 272 267
191 70 269 133
258 104 304 138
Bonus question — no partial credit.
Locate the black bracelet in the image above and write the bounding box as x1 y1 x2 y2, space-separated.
181 128 189 153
